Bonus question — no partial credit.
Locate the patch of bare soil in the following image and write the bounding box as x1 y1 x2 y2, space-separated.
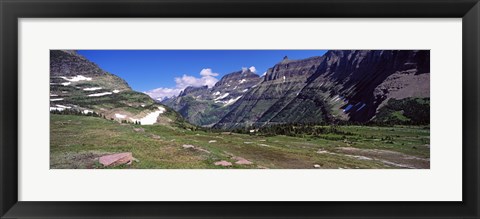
52 151 109 169
133 127 145 132
335 147 429 169
214 160 232 167
219 152 254 166
181 144 211 154
150 134 162 139
233 157 253 165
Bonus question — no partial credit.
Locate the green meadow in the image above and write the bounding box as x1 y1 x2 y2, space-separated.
50 114 429 169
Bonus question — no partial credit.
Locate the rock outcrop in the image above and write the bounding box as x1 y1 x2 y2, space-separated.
99 152 133 167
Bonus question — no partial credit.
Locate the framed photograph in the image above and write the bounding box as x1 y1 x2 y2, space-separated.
1 0 479 218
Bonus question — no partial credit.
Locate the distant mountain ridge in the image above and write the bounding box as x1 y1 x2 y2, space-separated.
163 68 262 126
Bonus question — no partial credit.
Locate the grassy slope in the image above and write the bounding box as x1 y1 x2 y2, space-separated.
374 98 430 124
51 114 429 169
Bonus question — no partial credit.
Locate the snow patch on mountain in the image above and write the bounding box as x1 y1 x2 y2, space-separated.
88 92 112 97
214 93 229 101
130 107 167 125
56 104 71 109
223 96 243 106
50 107 64 111
83 87 102 91
115 113 127 119
61 75 92 82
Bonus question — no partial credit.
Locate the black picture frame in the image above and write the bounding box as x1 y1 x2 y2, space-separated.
1 0 479 218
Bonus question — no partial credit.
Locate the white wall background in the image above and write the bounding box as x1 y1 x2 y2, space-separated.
18 18 462 201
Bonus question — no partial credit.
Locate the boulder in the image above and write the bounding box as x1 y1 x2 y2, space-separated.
182 144 195 149
234 157 253 165
99 152 133 167
196 147 211 154
214 160 232 167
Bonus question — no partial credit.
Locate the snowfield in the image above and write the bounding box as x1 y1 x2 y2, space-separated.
115 113 127 119
60 75 92 82
83 87 102 91
88 92 112 97
50 107 64 111
130 107 166 125
223 96 242 106
214 93 229 101
50 98 64 102
55 105 71 109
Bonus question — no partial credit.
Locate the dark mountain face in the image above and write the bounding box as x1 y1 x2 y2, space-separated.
214 50 430 129
301 50 430 122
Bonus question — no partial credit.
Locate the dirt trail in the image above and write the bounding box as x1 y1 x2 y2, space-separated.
335 147 429 169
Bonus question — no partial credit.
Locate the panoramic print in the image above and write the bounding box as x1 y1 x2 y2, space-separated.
50 50 430 169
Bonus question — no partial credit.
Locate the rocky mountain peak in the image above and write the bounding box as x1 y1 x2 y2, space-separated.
61 50 79 56
50 50 107 77
180 85 209 97
215 69 259 87
264 56 324 81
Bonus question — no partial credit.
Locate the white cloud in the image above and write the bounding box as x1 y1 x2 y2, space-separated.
241 66 256 73
145 68 220 100
199 68 219 77
144 87 182 100
175 73 218 89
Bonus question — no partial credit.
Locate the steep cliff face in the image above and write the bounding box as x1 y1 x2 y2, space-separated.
264 56 325 81
214 50 430 129
215 56 325 128
297 50 430 122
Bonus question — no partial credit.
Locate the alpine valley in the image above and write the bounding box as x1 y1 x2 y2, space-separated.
50 50 430 169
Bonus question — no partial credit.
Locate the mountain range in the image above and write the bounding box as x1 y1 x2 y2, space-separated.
50 50 430 130
164 50 430 129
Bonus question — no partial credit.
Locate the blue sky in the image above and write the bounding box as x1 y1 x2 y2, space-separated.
77 50 327 99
